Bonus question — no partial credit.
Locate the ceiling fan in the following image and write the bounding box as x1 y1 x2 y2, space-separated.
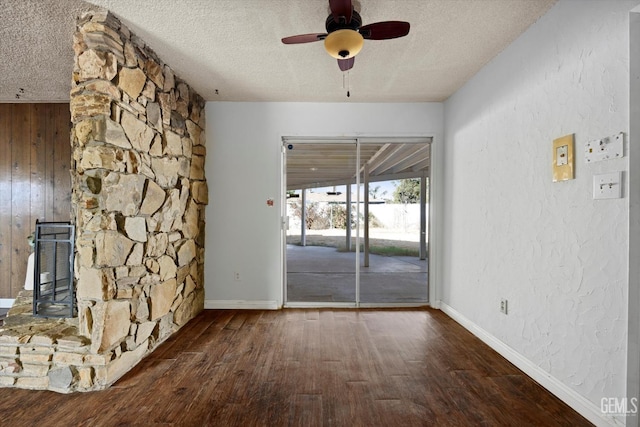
281 0 410 72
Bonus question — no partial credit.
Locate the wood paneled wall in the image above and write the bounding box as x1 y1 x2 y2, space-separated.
0 104 71 299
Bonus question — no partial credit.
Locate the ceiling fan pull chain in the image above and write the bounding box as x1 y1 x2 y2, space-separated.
342 70 351 98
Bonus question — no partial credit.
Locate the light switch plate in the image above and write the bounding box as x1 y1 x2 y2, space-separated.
585 132 624 163
593 172 622 199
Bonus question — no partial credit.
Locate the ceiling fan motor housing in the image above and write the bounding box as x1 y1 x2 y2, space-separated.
325 10 362 33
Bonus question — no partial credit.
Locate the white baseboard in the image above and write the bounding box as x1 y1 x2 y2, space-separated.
204 300 281 310
439 302 623 427
0 299 15 309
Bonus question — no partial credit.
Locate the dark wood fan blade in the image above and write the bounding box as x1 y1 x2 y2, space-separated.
281 33 327 44
329 0 352 23
338 57 355 71
360 21 410 40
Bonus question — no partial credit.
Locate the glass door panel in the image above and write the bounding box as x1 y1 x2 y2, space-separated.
358 142 430 304
285 141 358 303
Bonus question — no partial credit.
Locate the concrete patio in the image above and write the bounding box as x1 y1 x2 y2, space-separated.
286 244 428 304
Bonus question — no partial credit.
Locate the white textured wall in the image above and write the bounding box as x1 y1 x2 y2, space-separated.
443 0 638 418
205 102 442 307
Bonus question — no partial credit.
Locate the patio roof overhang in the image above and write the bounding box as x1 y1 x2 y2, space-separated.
284 138 432 191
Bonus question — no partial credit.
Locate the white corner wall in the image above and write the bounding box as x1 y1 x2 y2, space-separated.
628 6 640 427
204 102 443 309
442 1 639 425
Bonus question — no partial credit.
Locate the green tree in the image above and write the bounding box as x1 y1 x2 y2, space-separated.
393 179 422 204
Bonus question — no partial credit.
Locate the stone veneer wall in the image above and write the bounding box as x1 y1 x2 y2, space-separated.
70 11 208 388
0 10 207 393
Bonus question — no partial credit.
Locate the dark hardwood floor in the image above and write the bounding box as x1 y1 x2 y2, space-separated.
0 308 591 426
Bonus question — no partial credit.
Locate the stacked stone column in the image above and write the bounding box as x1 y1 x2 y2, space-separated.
69 10 207 388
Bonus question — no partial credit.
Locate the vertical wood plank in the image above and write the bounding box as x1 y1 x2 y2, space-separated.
44 104 55 221
53 104 71 222
0 105 13 299
10 104 31 296
31 104 46 227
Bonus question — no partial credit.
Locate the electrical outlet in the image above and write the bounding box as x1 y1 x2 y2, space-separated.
500 299 508 315
234 272 241 281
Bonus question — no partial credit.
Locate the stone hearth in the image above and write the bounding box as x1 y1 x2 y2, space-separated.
0 10 207 392
0 291 89 392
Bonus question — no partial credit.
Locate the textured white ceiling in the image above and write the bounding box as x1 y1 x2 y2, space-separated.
0 0 99 102
0 0 556 103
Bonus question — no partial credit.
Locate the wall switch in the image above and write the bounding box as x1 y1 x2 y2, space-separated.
585 132 624 163
593 172 622 199
500 299 508 315
234 272 241 281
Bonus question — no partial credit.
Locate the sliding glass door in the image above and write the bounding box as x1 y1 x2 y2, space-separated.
283 138 431 307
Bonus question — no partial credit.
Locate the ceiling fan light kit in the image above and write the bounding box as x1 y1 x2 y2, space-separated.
324 29 364 59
